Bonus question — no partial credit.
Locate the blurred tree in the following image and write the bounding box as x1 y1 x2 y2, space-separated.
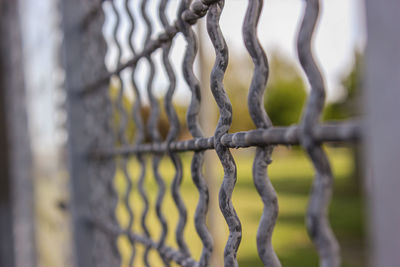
323 51 362 121
110 50 362 142
109 84 188 143
323 50 363 188
223 51 307 131
264 53 307 126
109 84 136 143
224 52 255 132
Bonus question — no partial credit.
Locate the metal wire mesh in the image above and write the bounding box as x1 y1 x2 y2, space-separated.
69 0 360 266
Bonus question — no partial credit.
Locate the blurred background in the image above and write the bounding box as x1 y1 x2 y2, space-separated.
19 0 366 266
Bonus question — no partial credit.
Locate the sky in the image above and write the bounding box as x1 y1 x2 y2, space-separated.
103 0 366 104
220 0 366 100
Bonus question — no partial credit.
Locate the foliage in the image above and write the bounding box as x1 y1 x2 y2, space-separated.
264 79 307 126
264 53 307 126
223 51 307 130
114 148 365 267
224 52 256 132
109 84 188 143
323 51 363 121
110 50 363 140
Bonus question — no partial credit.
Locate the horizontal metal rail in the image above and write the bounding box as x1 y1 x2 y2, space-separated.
95 121 360 156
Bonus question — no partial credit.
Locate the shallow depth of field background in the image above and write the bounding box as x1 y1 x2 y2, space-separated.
24 0 366 266
113 147 365 267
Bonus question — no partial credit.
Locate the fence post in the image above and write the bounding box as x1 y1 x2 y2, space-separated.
365 0 400 266
62 1 118 267
0 0 36 266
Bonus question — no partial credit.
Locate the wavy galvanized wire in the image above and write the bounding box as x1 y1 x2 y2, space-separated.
110 3 137 266
141 0 170 266
128 14 152 263
104 1 124 265
178 0 214 266
242 0 281 266
77 0 361 266
124 0 143 266
123 1 152 266
207 1 242 267
297 0 340 266
159 0 190 258
137 155 151 267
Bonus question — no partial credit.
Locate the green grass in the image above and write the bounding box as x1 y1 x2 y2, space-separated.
114 147 366 267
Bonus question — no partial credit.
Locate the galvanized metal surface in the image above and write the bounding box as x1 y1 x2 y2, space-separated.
243 0 279 265
207 2 242 266
96 122 360 155
63 0 364 267
62 1 120 266
179 1 214 266
297 1 340 266
365 0 400 266
0 0 36 266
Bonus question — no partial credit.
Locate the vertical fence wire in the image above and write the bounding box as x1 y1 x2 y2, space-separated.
159 0 190 258
242 0 281 266
105 2 124 265
178 0 214 266
297 0 340 266
122 5 152 264
141 0 170 265
110 0 140 266
206 1 242 267
124 2 144 266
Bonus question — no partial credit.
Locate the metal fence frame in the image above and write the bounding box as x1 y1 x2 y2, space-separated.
364 0 400 266
0 0 36 266
57 0 399 267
